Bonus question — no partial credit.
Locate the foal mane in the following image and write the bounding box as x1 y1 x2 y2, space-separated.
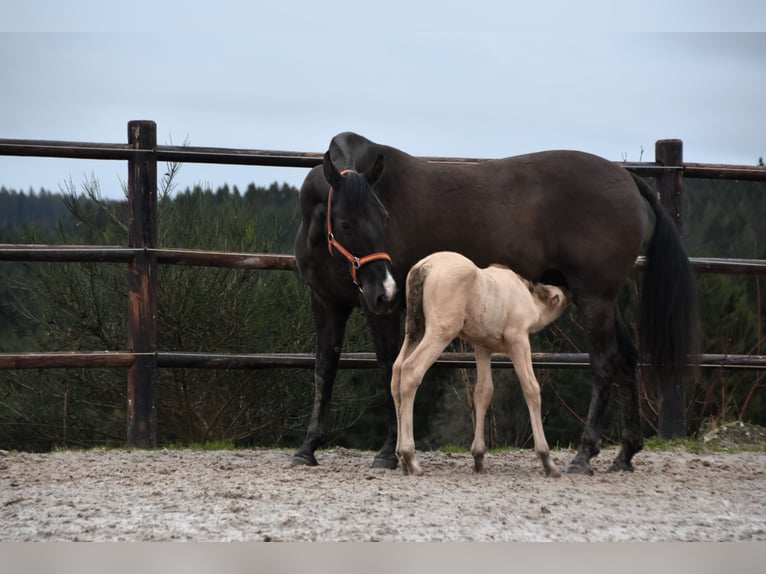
519 274 550 300
488 264 558 304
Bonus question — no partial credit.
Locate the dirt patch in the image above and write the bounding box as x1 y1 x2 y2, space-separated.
701 420 766 449
2 446 765 542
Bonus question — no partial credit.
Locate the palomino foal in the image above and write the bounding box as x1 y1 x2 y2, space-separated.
392 251 569 477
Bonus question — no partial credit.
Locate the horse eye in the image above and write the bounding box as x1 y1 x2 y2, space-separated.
339 221 352 232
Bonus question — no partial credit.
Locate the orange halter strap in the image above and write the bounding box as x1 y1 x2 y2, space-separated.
326 169 392 289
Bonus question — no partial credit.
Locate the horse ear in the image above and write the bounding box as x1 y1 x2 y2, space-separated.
323 151 343 189
365 153 385 185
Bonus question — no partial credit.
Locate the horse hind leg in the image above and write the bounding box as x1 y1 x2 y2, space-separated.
471 346 494 473
606 311 643 472
567 296 626 476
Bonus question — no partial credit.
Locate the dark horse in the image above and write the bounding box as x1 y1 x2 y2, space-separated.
293 131 697 475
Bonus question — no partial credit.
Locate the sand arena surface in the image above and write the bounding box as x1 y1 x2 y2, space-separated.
1 446 765 542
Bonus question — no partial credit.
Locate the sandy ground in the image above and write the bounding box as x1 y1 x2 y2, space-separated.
1 446 765 542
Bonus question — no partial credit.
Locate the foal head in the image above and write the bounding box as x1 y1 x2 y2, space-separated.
530 283 571 329
323 152 398 313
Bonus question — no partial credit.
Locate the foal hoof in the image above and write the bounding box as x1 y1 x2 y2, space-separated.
565 462 594 476
546 467 562 479
371 453 399 470
291 451 319 467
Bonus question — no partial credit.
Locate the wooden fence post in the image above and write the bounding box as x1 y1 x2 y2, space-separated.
127 120 158 447
655 139 686 439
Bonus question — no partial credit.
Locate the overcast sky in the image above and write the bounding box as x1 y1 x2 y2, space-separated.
1 1 765 199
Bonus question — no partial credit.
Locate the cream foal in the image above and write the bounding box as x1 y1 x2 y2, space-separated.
392 251 569 477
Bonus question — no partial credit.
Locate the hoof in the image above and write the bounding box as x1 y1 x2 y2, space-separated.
546 467 562 479
605 449 635 473
291 451 318 467
371 453 399 470
401 462 421 476
606 461 635 473
565 462 594 476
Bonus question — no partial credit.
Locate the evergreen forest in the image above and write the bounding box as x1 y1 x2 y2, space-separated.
1 166 765 452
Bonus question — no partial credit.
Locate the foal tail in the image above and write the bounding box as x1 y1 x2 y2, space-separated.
404 262 430 348
632 173 700 378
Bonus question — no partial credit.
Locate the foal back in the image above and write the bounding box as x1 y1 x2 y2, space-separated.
411 252 556 353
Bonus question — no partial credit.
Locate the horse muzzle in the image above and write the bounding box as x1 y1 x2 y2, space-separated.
359 267 399 315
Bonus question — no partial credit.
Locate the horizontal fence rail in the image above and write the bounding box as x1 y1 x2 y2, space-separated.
2 123 766 446
2 351 766 371
0 245 298 269
3 245 766 275
3 138 766 181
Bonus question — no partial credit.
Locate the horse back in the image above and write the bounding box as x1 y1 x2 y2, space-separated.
380 149 649 292
297 133 650 308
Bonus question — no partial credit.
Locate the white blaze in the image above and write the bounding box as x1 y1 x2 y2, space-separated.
382 270 397 301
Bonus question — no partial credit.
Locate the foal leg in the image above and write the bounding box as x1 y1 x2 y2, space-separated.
396 332 452 476
471 346 494 473
392 335 414 457
507 337 560 478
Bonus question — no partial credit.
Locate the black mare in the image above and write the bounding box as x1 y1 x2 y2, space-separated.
293 132 697 474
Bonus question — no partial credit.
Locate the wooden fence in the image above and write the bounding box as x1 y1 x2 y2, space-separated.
2 120 766 445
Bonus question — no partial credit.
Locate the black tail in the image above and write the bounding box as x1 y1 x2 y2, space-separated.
632 173 700 378
404 263 429 348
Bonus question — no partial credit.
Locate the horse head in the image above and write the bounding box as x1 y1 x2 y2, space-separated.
323 151 398 314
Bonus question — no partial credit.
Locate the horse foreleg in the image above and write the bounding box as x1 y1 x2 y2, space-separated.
367 311 404 469
471 346 494 473
508 337 560 478
292 295 351 467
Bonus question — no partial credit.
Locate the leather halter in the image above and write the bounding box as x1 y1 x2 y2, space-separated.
326 169 392 289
